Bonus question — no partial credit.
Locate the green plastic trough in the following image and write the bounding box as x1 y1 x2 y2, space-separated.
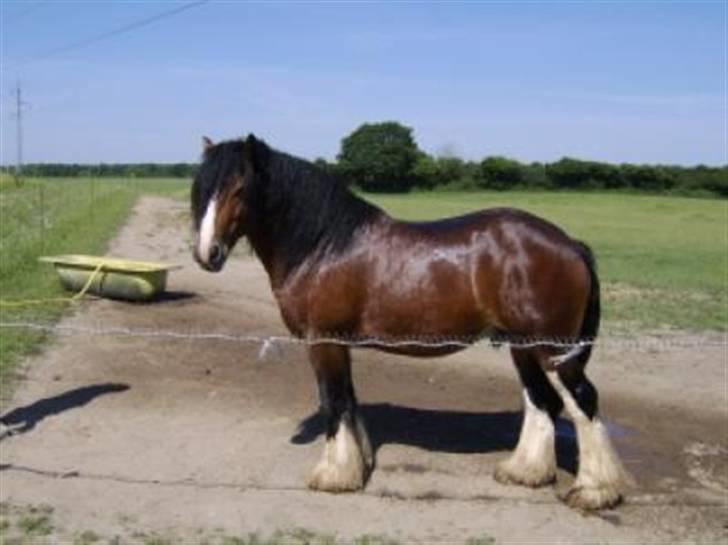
39 255 181 302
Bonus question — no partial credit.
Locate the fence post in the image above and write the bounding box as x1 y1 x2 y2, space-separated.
39 182 45 252
90 176 96 227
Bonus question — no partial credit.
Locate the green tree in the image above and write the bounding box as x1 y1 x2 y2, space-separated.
478 156 523 190
621 164 675 191
546 157 596 189
412 153 440 189
521 162 551 188
437 156 467 185
590 162 623 188
546 158 627 189
337 121 420 192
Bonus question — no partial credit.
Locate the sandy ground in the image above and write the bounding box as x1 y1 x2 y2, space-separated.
1 196 726 543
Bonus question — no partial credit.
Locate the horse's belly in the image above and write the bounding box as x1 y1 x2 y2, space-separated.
365 343 468 358
360 283 489 341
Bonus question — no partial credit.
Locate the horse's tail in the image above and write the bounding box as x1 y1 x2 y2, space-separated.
549 241 601 370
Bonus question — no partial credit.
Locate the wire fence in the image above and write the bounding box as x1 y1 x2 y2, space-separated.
0 177 139 284
0 320 724 360
0 177 134 252
0 176 145 357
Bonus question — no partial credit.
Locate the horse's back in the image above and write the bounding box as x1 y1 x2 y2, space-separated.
404 207 574 243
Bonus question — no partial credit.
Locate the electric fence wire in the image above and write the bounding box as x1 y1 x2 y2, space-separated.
0 320 724 354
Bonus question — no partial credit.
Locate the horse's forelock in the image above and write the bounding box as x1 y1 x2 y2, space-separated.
192 140 246 227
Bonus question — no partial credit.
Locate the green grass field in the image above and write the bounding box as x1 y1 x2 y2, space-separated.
0 177 725 396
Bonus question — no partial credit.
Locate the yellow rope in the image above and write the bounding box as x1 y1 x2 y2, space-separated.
0 261 106 308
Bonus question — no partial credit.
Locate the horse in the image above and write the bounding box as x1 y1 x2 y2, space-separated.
190 134 631 510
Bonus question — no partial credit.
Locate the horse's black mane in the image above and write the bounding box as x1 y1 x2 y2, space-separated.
197 137 381 272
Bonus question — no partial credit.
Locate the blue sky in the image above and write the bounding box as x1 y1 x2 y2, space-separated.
1 1 725 165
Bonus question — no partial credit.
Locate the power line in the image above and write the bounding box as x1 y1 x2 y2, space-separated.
26 0 209 64
2 1 49 24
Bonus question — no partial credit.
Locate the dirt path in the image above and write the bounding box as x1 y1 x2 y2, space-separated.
1 197 726 543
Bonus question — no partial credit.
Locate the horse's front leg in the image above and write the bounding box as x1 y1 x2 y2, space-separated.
307 343 373 492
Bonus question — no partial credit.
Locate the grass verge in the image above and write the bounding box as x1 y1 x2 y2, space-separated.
0 178 139 400
1 503 496 545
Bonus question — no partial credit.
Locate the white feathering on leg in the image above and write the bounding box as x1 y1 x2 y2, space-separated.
548 373 632 510
308 414 371 492
494 389 556 487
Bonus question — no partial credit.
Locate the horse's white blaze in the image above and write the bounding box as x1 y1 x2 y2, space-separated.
548 373 631 506
495 389 555 485
198 196 218 262
308 416 370 492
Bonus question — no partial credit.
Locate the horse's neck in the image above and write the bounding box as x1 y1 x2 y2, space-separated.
246 229 288 288
246 162 383 288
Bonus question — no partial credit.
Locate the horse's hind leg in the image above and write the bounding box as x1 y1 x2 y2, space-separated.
307 343 373 492
547 365 631 510
494 348 563 487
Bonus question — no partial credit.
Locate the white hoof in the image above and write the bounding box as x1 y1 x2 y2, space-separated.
307 416 371 493
494 456 556 488
560 483 623 510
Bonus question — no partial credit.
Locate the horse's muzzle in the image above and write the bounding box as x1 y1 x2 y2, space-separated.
193 240 227 272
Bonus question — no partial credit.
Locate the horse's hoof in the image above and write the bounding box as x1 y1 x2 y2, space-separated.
493 460 556 488
559 485 623 511
307 462 365 493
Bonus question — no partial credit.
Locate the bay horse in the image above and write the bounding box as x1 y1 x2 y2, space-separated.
191 134 631 510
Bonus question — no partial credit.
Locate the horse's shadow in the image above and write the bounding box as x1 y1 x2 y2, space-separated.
0 383 130 437
154 290 197 303
292 403 578 474
143 290 198 305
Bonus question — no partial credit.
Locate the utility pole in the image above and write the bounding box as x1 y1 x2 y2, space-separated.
14 81 26 185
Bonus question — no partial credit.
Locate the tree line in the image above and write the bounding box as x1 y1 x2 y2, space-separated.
4 121 726 196
3 162 194 179
330 122 727 197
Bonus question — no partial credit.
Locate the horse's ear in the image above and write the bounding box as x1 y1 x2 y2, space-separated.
202 136 214 152
244 133 268 172
245 134 258 154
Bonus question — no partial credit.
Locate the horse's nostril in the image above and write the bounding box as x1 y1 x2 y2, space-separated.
209 243 221 264
208 244 220 262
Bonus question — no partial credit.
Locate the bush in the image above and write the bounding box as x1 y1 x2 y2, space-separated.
477 156 523 190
